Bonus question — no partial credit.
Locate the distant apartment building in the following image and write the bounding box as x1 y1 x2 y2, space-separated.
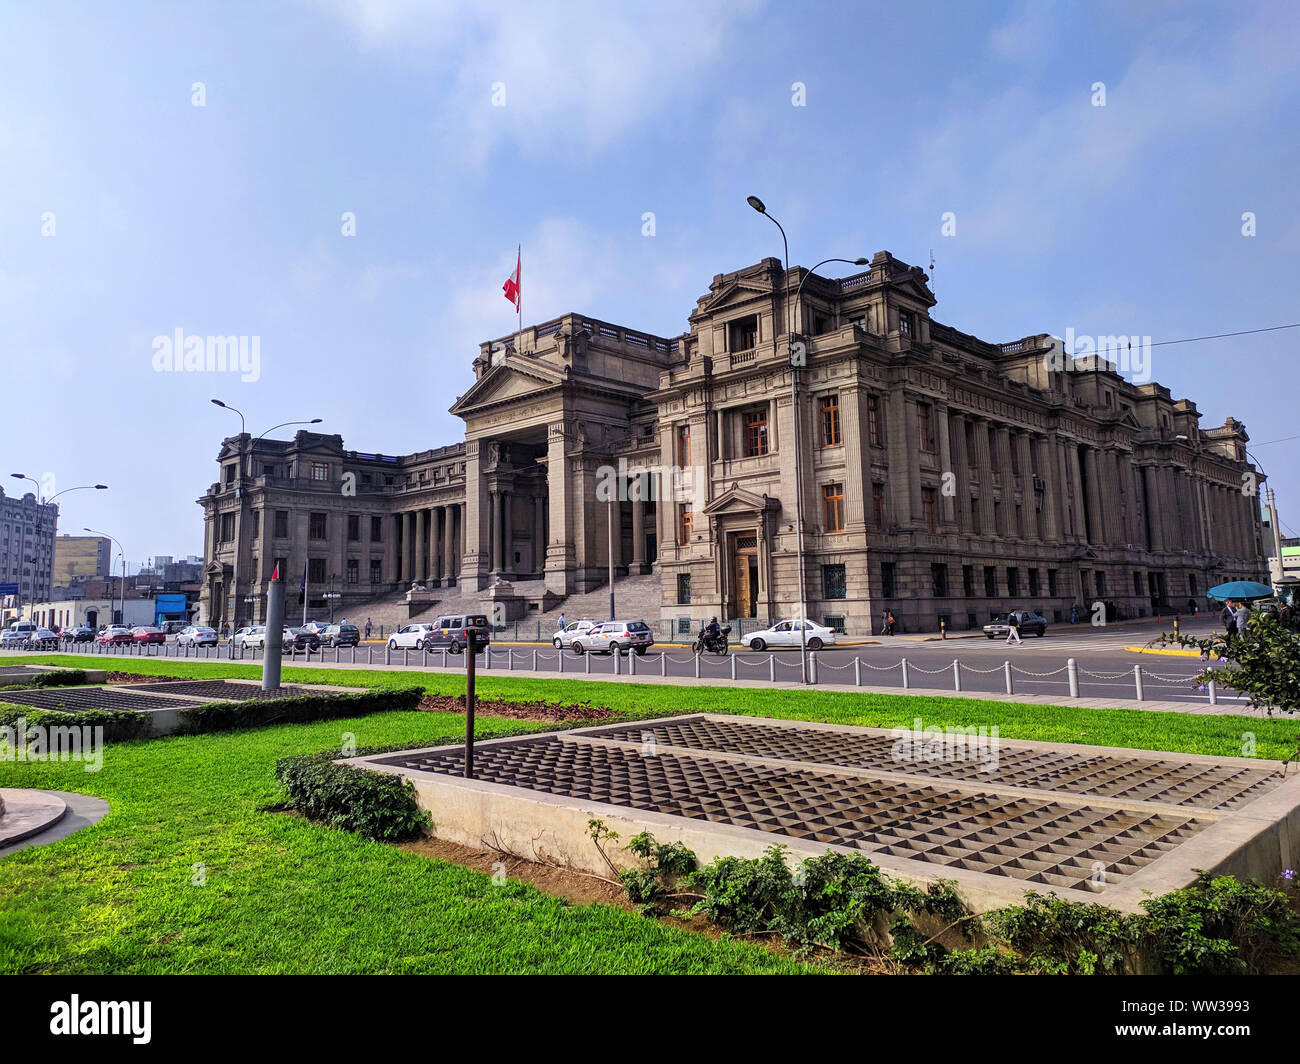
0 486 58 615
53 534 112 585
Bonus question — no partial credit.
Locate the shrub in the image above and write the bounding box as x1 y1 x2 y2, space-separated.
275 753 430 842
0 669 87 690
176 686 424 734
982 891 1140 974
0 703 154 743
1140 870 1300 974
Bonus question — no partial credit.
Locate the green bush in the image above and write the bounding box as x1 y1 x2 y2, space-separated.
0 703 153 743
275 752 430 842
176 686 424 734
0 669 87 690
983 891 1140 974
1140 870 1300 974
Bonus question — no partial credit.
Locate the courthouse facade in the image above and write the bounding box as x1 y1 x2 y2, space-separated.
199 252 1268 633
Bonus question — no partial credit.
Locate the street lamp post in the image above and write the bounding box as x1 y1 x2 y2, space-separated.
746 196 867 684
211 400 323 636
85 528 127 626
1246 449 1283 584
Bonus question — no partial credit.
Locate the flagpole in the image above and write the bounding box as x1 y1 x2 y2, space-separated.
516 244 522 355
302 561 308 626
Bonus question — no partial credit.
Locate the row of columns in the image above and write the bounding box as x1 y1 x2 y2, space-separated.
396 504 461 585
487 487 548 575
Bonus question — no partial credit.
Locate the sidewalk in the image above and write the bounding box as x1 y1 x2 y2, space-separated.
6 646 1270 718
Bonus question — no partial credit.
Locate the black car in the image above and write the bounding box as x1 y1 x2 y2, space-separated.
320 623 360 647
288 628 321 652
62 626 96 643
983 610 1048 638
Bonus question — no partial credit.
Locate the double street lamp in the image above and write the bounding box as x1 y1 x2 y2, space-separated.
746 195 866 684
7 475 108 619
210 400 323 632
84 527 127 626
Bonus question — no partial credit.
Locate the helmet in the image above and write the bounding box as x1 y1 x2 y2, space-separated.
710 616 718 624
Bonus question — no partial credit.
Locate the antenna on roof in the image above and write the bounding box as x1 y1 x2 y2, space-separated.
929 248 936 297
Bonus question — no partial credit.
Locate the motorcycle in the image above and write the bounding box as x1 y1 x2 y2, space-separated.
693 624 731 656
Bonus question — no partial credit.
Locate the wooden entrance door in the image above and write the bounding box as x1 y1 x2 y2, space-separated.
730 532 759 618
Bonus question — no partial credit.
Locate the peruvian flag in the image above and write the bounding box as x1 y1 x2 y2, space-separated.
502 247 520 308
271 563 280 581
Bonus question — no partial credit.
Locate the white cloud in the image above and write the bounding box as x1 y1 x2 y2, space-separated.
316 0 764 160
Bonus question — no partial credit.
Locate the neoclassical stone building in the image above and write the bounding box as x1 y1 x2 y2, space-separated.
199 252 1268 633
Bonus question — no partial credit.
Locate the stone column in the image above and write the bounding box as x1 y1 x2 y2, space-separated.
546 427 575 597
936 404 955 528
429 506 442 585
1143 467 1164 551
503 490 514 574
903 397 924 526
951 413 971 533
973 419 996 535
444 505 457 583
1083 448 1105 547
533 494 546 575
416 509 428 583
489 490 501 573
406 512 417 582
631 490 646 571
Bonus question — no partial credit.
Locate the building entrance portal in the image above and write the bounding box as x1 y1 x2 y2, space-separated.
730 532 759 618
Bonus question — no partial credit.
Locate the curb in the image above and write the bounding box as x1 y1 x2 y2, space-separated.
1124 646 1204 658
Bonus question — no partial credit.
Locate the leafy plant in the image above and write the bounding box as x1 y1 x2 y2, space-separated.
177 685 424 734
275 752 430 842
1162 611 1300 716
618 830 698 914
983 891 1140 974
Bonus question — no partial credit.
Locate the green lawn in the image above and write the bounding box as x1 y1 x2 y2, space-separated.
17 652 1300 759
3 653 1297 974
0 708 813 973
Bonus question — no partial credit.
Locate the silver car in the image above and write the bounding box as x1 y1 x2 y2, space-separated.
552 618 599 650
570 620 655 656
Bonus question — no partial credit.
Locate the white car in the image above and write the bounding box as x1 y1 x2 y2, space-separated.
232 626 261 649
569 620 655 656
177 626 218 647
387 623 436 650
552 618 599 649
1 629 31 647
743 619 837 652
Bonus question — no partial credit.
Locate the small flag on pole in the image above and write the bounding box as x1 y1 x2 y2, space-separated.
271 563 280 581
502 247 521 308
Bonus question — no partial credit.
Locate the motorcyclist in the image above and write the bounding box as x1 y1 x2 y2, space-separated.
703 616 721 643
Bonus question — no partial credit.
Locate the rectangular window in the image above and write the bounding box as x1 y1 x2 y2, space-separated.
311 462 329 482
676 423 691 467
965 421 977 467
679 505 693 543
308 557 326 583
676 573 692 605
962 564 974 598
250 511 260 539
371 515 383 541
347 515 360 542
898 309 915 338
1049 569 1060 597
819 395 841 447
823 564 847 600
931 563 948 598
346 559 359 584
274 510 289 538
872 483 885 529
1007 567 1020 597
728 314 758 351
743 408 769 457
274 556 288 579
867 395 883 447
219 513 235 542
1028 569 1040 597
880 562 897 599
1010 436 1020 476
969 497 980 533
823 483 845 532
921 487 937 534
984 565 997 598
309 512 327 540
917 402 935 452
1096 571 1106 597
988 426 999 469
370 559 382 584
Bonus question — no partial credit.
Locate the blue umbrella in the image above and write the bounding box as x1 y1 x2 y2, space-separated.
1207 580 1275 601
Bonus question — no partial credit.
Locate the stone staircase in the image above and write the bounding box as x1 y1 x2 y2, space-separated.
336 571 668 640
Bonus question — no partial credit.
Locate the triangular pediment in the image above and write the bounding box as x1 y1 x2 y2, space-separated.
703 483 780 516
698 279 773 315
450 357 567 416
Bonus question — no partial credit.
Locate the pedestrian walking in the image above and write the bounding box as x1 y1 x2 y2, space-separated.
1234 600 1251 640
1220 600 1235 640
1069 602 1080 624
364 617 372 640
557 611 567 632
884 610 897 636
1005 613 1023 645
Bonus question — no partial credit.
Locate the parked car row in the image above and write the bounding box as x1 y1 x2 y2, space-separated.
387 614 492 654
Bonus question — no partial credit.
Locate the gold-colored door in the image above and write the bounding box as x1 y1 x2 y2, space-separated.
731 533 758 618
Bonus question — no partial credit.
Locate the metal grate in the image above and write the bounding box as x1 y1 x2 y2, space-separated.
113 680 315 700
0 687 203 712
374 734 1208 893
586 717 1282 812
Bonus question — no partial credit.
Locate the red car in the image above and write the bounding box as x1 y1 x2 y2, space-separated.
131 626 167 645
96 626 134 646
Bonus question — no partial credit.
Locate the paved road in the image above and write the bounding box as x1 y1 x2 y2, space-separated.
17 617 1239 707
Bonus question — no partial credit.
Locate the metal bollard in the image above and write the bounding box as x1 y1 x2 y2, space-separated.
855 658 862 687
629 650 636 676
557 651 563 674
385 645 391 666
694 654 701 679
770 657 776 683
660 653 667 677
1067 657 1079 698
584 651 591 674
1004 660 1013 695
1208 675 1218 705
1134 664 1144 701
810 651 818 684
533 648 538 672
730 655 736 680
613 650 620 676
901 657 909 689
952 659 961 692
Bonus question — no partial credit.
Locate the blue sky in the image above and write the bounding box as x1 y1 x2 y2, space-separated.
2 0 1297 564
